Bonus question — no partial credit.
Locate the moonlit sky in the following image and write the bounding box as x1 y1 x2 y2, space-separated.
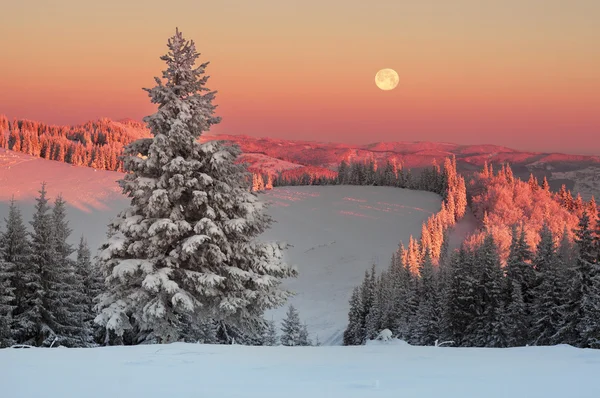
0 0 599 154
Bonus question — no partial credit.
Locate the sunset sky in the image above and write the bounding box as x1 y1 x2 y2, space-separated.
1 0 599 154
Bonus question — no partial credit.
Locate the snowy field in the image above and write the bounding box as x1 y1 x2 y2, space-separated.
2 341 600 398
0 148 442 344
260 186 441 344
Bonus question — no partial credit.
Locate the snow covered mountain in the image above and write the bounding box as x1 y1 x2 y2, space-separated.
3 116 600 198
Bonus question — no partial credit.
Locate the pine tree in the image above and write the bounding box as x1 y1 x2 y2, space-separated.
0 198 31 344
95 29 297 345
364 274 385 340
280 305 302 346
263 319 278 346
402 266 420 344
0 251 15 347
358 265 377 343
530 223 564 346
76 236 103 344
574 211 600 348
414 250 440 345
343 286 362 345
444 247 477 346
471 234 506 347
503 280 527 346
50 196 88 347
557 211 598 347
28 183 56 346
504 225 535 342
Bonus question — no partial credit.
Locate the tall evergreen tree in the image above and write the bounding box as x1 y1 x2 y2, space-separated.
530 223 564 346
364 275 383 341
0 252 15 347
1 199 31 344
76 236 103 344
504 225 534 342
444 247 478 346
28 183 56 346
50 196 87 346
95 29 296 345
471 234 506 347
343 286 363 345
503 280 527 346
557 211 598 347
574 211 600 348
414 250 440 345
358 265 377 343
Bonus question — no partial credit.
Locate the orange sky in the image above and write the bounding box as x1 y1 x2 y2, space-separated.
1 0 599 154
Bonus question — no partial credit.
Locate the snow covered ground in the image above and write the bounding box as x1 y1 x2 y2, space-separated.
260 186 441 344
2 341 599 398
0 148 443 344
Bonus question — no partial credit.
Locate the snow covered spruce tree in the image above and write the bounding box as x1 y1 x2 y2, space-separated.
0 199 31 344
0 246 15 347
51 196 88 347
95 29 296 345
76 236 104 344
280 305 302 346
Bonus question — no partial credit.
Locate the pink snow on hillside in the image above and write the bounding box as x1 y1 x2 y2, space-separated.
0 148 123 212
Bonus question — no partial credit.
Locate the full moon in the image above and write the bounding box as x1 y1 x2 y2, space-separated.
375 68 399 91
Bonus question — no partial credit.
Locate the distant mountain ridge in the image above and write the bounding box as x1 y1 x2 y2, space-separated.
1 115 599 198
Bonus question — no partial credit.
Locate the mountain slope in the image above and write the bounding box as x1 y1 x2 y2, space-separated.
2 116 599 198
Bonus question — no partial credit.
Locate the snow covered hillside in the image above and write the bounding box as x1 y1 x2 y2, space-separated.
0 148 130 253
260 186 441 344
1 148 442 343
2 341 599 398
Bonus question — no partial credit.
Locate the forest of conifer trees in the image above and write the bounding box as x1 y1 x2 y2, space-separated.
0 185 101 348
344 162 600 349
0 116 149 172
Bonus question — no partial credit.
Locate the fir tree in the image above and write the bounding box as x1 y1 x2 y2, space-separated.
0 254 15 347
280 305 302 346
503 280 527 346
414 250 440 345
364 274 384 341
76 236 103 344
504 225 534 342
574 211 600 348
28 183 56 346
557 211 598 347
1 199 31 344
358 265 377 343
530 223 564 346
95 29 297 345
444 247 477 346
50 196 88 347
343 286 363 345
471 234 506 347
